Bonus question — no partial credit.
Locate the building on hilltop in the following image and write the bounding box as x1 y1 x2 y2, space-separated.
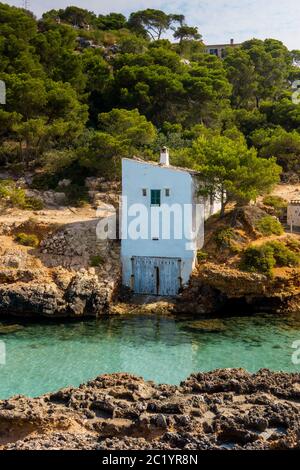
121 148 221 296
205 38 241 58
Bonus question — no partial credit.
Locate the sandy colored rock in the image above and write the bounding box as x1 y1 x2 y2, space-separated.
0 370 299 450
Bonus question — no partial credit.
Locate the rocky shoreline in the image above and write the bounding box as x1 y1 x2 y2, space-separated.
0 369 299 450
0 181 300 318
176 263 300 315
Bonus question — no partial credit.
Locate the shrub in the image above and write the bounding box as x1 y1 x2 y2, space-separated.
15 233 39 248
286 237 300 253
214 228 235 249
0 179 13 199
24 196 44 210
241 240 299 275
0 180 27 208
31 173 61 190
255 215 283 236
0 180 44 210
63 184 89 207
90 255 104 267
263 196 288 210
240 244 276 276
266 241 299 267
197 250 208 262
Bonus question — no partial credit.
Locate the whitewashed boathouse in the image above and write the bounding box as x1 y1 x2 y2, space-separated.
121 148 221 296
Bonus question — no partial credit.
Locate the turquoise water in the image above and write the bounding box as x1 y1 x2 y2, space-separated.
0 313 300 399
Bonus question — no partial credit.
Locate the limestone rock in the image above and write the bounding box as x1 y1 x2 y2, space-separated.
177 262 300 314
0 369 299 450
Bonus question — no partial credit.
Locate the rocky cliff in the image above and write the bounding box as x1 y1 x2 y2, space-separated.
0 206 120 317
0 370 299 450
177 263 300 315
1 181 300 317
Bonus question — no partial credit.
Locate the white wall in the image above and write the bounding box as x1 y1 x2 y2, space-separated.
121 159 203 287
121 159 221 290
287 204 300 228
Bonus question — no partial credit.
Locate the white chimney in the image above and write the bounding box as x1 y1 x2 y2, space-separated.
160 147 170 166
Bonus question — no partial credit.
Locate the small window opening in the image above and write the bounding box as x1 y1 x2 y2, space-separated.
165 188 170 197
151 189 161 206
142 188 147 196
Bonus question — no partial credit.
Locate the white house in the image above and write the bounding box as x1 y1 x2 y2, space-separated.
205 39 241 59
121 148 221 296
287 200 300 231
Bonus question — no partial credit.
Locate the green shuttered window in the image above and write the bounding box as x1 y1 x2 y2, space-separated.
151 189 161 206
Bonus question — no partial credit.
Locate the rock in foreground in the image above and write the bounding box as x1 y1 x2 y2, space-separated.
0 369 299 450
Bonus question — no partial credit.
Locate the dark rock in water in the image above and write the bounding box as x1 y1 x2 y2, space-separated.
0 323 24 334
0 369 299 450
0 269 116 318
184 319 226 333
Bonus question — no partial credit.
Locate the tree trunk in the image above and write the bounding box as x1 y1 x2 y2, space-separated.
220 189 226 218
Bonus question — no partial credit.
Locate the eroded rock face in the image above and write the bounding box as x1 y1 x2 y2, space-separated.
177 263 300 315
25 189 67 208
0 269 115 317
0 225 120 317
0 370 299 450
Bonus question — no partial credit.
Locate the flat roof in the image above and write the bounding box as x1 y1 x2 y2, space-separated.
205 43 241 48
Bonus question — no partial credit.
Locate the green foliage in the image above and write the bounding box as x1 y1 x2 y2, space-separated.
110 46 231 127
234 109 267 140
90 255 104 267
97 13 127 31
214 228 235 249
251 127 300 173
173 25 201 44
255 216 284 236
197 250 208 262
98 108 156 146
192 135 282 216
44 6 97 28
40 150 77 175
15 232 39 247
263 195 287 210
263 195 287 217
2 3 300 186
241 240 299 275
224 39 291 109
23 196 44 211
0 179 44 210
128 9 175 40
117 35 148 54
1 73 88 166
240 244 276 275
267 241 299 267
0 179 26 207
286 237 300 253
79 109 157 176
62 184 89 207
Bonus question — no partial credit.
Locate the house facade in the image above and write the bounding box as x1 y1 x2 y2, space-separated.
205 39 241 58
287 200 300 231
121 149 221 296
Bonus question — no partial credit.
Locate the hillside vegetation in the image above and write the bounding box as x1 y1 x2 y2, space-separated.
1 3 300 208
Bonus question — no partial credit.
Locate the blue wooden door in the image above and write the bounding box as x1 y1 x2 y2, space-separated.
158 258 181 296
132 257 156 295
132 257 181 296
